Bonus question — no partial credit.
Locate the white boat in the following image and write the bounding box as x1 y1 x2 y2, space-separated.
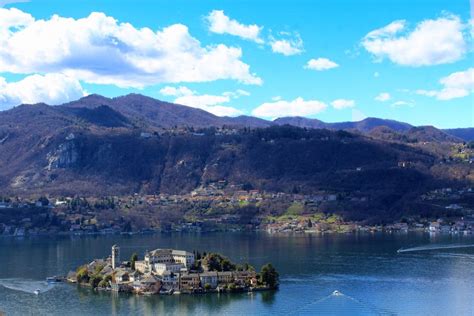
332 290 342 296
34 289 41 295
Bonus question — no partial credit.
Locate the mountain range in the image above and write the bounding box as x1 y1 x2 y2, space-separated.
0 93 472 220
15 93 472 139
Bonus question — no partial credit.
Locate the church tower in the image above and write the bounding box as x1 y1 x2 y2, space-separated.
112 244 120 269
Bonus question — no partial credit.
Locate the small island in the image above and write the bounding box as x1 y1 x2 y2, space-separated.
67 245 279 295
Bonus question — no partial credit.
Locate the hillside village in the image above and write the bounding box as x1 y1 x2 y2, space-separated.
67 245 278 295
1 183 473 237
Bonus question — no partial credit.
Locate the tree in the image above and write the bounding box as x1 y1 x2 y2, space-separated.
259 263 279 289
130 253 138 271
89 274 103 288
243 263 255 272
76 266 89 284
204 283 212 291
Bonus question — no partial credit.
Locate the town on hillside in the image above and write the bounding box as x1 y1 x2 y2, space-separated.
1 183 473 236
67 245 279 295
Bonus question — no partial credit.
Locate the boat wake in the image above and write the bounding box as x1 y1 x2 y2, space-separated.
0 279 55 294
397 244 474 253
291 290 395 315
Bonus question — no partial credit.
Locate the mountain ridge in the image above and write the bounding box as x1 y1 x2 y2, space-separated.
3 94 471 140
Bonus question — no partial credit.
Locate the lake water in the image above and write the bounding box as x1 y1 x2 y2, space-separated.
1 232 473 315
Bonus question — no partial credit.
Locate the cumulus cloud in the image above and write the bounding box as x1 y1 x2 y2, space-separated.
416 68 474 100
362 15 467 66
159 86 194 97
252 97 327 118
305 58 339 71
206 10 263 44
269 32 303 56
0 73 86 110
0 8 262 88
160 86 248 116
331 99 355 109
375 92 391 102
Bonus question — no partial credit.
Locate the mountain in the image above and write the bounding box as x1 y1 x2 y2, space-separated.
0 94 471 221
443 128 474 142
406 126 463 143
274 117 413 132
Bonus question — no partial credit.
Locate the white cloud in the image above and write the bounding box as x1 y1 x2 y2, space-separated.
206 10 263 44
362 15 467 66
159 86 194 97
416 68 474 100
391 100 414 107
252 97 327 118
305 58 339 71
0 0 28 7
164 86 249 117
375 92 391 102
331 99 355 110
0 8 262 88
0 73 86 110
269 32 303 56
223 89 250 98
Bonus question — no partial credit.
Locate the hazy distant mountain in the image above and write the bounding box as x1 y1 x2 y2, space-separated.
274 116 413 132
443 128 474 142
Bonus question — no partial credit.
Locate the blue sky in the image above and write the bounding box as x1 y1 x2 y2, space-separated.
0 0 472 128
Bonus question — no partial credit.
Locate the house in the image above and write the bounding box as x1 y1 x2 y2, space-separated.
135 274 161 294
429 222 440 232
114 270 130 283
199 272 218 289
179 273 200 292
134 260 150 274
160 271 179 291
217 272 233 285
233 271 257 287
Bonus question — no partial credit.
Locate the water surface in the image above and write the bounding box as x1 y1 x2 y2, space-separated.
1 232 473 315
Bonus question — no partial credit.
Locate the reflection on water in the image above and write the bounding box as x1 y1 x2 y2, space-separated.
0 232 473 315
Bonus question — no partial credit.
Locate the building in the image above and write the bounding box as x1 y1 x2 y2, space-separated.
217 271 233 285
199 272 218 289
114 270 129 283
179 273 200 292
160 271 179 291
134 260 150 274
171 250 195 268
144 248 195 269
233 271 257 287
112 245 120 269
153 262 184 275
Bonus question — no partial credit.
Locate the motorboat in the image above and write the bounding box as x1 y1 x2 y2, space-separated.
332 290 342 296
46 276 62 283
34 289 41 295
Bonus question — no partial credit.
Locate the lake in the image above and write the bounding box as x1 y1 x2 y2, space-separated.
1 232 473 315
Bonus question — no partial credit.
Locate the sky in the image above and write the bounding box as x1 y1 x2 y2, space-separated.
0 0 472 128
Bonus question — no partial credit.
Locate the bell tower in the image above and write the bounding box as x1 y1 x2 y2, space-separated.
112 244 120 269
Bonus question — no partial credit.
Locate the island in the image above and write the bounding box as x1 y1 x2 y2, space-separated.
67 245 279 295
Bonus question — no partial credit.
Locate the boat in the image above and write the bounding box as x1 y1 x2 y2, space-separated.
332 290 342 296
46 276 63 283
34 289 41 295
